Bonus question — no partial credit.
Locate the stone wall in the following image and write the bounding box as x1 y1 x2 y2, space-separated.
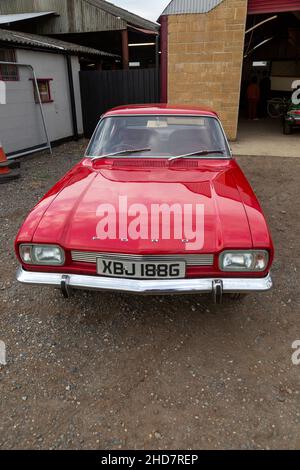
167 0 248 140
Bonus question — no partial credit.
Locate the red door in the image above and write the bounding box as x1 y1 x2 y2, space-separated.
248 0 300 15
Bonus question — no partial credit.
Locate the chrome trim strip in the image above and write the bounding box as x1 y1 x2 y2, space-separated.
17 267 273 295
71 251 214 266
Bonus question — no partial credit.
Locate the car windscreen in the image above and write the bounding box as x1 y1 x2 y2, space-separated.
86 115 231 158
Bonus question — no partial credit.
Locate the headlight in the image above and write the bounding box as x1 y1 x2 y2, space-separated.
19 244 65 266
219 250 269 272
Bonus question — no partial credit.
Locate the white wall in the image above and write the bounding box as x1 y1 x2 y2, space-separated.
0 48 83 155
271 76 300 92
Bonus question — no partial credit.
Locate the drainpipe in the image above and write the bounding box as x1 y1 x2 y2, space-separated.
155 33 160 100
160 15 168 103
66 54 79 141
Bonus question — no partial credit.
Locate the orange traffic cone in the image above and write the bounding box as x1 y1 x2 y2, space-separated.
0 141 20 183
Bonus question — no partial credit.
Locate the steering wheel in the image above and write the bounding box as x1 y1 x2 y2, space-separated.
110 143 136 153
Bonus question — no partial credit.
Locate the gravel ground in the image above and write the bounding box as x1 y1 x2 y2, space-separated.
0 140 300 450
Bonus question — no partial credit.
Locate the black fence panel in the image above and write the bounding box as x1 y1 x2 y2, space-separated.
80 68 160 138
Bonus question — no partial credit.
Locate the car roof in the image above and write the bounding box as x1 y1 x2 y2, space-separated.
103 103 219 118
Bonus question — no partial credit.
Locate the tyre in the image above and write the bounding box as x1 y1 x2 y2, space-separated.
283 121 293 135
225 293 247 301
267 99 285 119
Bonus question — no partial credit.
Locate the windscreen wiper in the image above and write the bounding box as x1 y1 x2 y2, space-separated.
91 148 152 161
168 149 225 162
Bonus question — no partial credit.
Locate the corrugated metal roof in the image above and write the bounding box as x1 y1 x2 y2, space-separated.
0 12 57 25
89 0 160 31
162 0 225 16
0 27 118 57
248 0 300 15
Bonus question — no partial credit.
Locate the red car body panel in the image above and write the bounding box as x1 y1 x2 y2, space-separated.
15 105 274 281
104 104 218 118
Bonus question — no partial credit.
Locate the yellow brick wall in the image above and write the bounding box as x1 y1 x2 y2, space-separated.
167 0 248 140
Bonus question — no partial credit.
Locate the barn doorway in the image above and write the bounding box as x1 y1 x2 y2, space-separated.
235 3 300 156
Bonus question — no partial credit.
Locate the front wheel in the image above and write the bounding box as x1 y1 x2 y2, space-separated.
283 121 293 135
225 293 247 301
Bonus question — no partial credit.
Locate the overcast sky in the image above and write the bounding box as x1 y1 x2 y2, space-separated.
111 0 170 22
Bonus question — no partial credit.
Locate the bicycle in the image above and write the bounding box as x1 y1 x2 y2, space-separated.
267 97 290 119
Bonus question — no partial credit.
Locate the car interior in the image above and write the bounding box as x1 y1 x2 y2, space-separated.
88 116 229 157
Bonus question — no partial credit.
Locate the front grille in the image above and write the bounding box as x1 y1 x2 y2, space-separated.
71 251 214 267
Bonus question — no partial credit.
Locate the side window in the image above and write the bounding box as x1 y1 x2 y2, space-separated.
0 48 19 81
31 78 53 104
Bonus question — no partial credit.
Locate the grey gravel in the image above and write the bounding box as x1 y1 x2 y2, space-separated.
0 141 300 450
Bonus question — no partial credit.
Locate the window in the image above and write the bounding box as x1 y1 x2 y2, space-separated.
252 61 270 68
86 115 231 159
31 78 53 104
0 48 19 81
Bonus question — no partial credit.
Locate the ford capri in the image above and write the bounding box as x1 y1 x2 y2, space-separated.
15 105 274 303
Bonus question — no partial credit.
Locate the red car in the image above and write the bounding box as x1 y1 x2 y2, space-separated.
15 105 274 303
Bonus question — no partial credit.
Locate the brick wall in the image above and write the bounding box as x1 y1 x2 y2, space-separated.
167 0 248 141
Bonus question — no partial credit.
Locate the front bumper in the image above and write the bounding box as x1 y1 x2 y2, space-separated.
285 115 300 125
16 266 273 301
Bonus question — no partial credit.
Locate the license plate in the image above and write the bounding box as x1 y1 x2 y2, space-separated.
97 257 186 279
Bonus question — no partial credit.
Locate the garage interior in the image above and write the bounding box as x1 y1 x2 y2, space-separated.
234 6 300 157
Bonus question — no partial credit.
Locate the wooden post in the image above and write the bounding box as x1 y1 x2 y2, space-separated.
121 29 129 70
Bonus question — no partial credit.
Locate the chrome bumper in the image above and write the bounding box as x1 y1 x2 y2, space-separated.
17 266 273 301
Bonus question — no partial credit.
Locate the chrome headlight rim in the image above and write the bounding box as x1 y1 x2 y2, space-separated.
219 250 269 272
19 244 65 266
